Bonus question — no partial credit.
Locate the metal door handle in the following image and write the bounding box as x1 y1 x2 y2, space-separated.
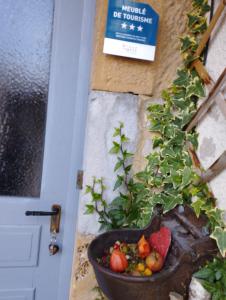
25 209 59 216
25 205 61 233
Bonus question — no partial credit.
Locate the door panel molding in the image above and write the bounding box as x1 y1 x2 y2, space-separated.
0 226 41 267
0 288 35 300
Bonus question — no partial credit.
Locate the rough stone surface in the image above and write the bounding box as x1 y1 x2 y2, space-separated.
77 91 139 234
70 234 98 300
91 0 190 96
189 278 211 300
169 292 184 300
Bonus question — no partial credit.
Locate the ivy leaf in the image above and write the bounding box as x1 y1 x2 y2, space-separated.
170 169 182 188
153 137 163 148
171 89 188 109
186 76 205 98
192 18 207 33
110 196 128 210
162 193 183 213
161 145 178 158
85 204 95 214
136 170 150 183
187 14 200 28
210 227 226 257
182 166 193 187
113 127 120 137
150 121 163 133
122 150 133 160
92 192 102 201
191 198 205 218
114 160 123 172
173 69 190 87
110 142 120 154
206 208 225 230
113 175 124 191
121 134 129 143
85 185 92 194
180 36 196 53
200 3 211 14
125 164 132 174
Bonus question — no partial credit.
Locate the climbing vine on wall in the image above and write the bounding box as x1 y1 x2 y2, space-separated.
85 0 226 257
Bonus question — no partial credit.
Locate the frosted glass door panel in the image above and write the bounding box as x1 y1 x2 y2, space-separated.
0 0 54 197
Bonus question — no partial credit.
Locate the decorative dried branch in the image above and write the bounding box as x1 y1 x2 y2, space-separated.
201 151 226 183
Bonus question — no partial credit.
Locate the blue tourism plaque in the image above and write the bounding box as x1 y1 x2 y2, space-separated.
104 0 159 61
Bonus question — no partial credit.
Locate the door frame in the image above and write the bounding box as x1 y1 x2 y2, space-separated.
48 0 96 298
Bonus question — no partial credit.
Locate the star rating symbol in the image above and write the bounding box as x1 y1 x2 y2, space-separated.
137 25 143 32
129 24 135 31
121 22 127 29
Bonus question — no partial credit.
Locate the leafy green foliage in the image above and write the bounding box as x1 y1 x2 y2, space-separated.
194 258 226 300
85 123 152 229
85 0 226 257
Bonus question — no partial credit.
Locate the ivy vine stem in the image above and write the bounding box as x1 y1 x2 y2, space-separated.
118 125 134 216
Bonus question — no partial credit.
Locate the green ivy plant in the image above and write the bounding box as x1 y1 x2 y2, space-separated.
194 258 226 300
85 0 226 257
85 122 153 229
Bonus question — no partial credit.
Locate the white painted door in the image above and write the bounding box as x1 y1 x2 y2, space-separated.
0 0 95 299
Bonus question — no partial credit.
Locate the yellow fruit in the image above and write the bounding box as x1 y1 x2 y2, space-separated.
136 263 145 272
144 268 152 276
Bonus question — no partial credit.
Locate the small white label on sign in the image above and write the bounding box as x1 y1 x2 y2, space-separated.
104 38 156 61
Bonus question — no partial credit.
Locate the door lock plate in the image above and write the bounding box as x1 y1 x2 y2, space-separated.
50 204 61 233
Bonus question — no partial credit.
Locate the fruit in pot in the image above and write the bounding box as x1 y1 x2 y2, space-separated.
138 235 151 258
136 263 145 272
149 227 171 259
110 250 128 273
145 251 164 272
143 268 152 276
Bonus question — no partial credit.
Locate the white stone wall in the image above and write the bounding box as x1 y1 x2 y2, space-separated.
197 0 226 211
77 91 139 234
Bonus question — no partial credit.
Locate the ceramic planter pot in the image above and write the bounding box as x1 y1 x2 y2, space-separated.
88 205 218 300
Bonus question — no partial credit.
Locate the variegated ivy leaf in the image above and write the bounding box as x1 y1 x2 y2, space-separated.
152 137 164 149
210 227 226 257
205 208 225 230
191 198 205 218
181 166 193 188
180 36 197 53
192 19 207 34
186 76 205 98
188 13 201 28
173 69 190 87
162 193 183 213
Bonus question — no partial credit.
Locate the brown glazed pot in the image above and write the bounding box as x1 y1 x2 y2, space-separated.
88 205 218 300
